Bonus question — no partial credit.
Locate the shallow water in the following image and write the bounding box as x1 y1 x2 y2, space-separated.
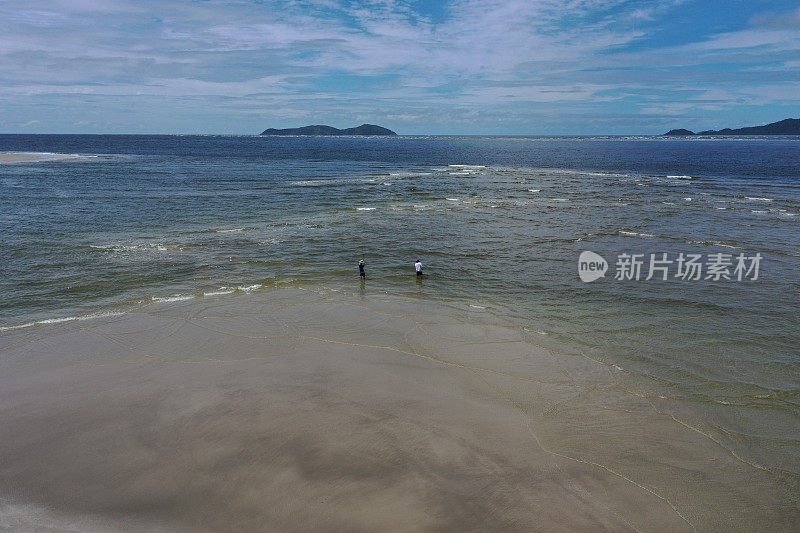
1 134 799 485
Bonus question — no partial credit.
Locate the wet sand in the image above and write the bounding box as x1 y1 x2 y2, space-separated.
0 288 797 531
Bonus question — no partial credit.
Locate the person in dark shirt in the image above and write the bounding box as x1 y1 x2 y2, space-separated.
358 259 366 279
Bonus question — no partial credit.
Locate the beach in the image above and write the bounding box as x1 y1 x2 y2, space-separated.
1 286 797 531
1 136 798 530
0 152 93 164
3 0 800 527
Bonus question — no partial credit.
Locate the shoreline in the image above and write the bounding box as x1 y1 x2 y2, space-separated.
1 286 796 530
0 151 98 164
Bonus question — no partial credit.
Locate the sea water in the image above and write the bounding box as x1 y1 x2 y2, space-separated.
1 134 798 478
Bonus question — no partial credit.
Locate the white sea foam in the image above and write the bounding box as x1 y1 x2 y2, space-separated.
2 322 51 331
619 230 654 238
203 287 235 297
469 304 486 309
289 180 334 187
151 294 194 303
688 240 739 249
90 243 181 253
290 178 373 187
237 284 262 292
448 164 485 169
0 311 125 332
356 207 376 211
528 189 540 193
216 228 246 233
667 175 694 180
745 197 773 202
0 151 101 164
446 198 459 201
683 197 692 201
584 171 629 178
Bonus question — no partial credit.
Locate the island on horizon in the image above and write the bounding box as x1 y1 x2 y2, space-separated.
664 118 800 136
260 124 396 136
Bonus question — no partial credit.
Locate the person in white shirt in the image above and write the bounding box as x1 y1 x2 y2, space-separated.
414 259 423 276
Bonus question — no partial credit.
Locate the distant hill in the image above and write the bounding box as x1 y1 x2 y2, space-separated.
260 124 396 136
663 128 695 136
664 118 800 136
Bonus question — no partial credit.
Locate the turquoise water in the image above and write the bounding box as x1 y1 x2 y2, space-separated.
1 134 799 475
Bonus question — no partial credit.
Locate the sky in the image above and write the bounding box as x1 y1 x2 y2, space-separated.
0 0 798 135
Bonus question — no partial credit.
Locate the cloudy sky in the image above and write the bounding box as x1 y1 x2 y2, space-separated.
1 0 798 134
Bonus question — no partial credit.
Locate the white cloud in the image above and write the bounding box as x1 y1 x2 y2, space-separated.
0 0 797 133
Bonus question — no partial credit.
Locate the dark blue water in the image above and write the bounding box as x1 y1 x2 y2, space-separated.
1 134 798 178
2 134 799 474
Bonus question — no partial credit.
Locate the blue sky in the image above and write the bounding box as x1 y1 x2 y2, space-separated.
1 0 798 134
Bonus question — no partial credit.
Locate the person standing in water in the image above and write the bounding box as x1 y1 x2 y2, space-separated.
415 259 423 276
358 259 366 279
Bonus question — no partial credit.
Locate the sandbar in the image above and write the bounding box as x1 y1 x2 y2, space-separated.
0 288 796 531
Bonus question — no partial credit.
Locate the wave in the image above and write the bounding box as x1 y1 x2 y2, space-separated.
289 177 383 188
619 230 654 238
0 151 102 164
289 179 352 187
389 171 431 177
356 207 376 211
448 164 485 169
203 287 235 296
447 171 479 176
0 311 125 332
90 243 183 253
151 294 194 303
745 197 773 202
687 240 739 249
238 284 262 293
583 171 631 178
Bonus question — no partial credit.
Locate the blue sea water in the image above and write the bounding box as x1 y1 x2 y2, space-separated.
1 134 799 474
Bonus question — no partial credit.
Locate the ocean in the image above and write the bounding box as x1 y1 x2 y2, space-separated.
1 133 799 481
